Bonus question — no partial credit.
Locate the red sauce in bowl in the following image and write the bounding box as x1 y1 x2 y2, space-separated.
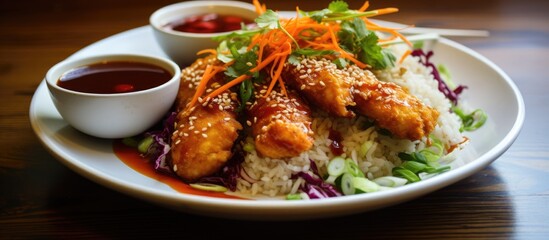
164 13 253 33
57 61 172 94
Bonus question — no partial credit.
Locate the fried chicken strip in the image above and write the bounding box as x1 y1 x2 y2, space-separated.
284 57 438 140
171 56 242 181
247 86 314 159
282 57 355 118
349 66 439 140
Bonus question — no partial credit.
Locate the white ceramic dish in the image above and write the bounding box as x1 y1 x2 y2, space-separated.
150 0 258 66
45 54 181 139
30 21 524 220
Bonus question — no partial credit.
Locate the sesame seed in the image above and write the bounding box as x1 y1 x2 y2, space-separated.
202 133 208 138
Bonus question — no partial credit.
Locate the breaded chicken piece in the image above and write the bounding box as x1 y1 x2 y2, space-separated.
247 86 314 159
283 57 438 141
283 57 355 118
171 56 242 181
348 65 439 141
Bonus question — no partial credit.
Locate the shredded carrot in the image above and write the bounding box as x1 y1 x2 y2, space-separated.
187 65 214 108
196 49 217 56
372 8 399 16
390 29 412 47
264 44 290 97
184 1 409 111
252 0 266 15
206 74 250 100
398 49 412 64
358 1 370 12
362 17 413 47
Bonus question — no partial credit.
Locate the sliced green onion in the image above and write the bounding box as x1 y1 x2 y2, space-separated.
420 136 444 162
400 161 427 174
286 193 303 200
339 173 355 195
345 158 365 178
137 136 154 153
189 183 227 192
398 152 415 161
421 150 440 162
373 176 408 187
392 167 421 183
324 175 338 185
413 41 424 50
327 157 346 177
424 165 451 174
359 140 374 158
353 177 380 193
452 106 488 132
398 152 428 164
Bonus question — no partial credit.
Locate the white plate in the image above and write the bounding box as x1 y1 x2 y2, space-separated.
30 25 524 220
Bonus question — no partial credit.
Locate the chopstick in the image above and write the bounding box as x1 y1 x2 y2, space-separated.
371 19 490 37
380 33 441 46
399 27 489 37
277 11 490 38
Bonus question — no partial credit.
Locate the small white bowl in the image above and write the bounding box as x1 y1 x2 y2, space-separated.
150 0 258 66
46 54 181 139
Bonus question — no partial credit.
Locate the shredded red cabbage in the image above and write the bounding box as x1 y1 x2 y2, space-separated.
144 111 177 175
411 49 467 105
292 160 342 199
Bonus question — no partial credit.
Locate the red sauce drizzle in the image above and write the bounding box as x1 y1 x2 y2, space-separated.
165 13 253 33
329 129 344 156
112 140 245 200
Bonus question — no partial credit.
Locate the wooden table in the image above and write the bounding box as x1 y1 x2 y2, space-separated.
2 0 548 238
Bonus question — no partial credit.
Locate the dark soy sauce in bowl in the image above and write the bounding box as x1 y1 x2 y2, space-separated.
57 61 172 94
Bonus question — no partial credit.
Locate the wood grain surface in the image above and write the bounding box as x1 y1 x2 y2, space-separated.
1 0 548 239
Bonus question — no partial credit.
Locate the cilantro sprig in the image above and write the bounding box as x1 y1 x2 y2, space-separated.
337 18 395 69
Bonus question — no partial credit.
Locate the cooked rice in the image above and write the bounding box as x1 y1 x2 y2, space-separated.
235 45 464 197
